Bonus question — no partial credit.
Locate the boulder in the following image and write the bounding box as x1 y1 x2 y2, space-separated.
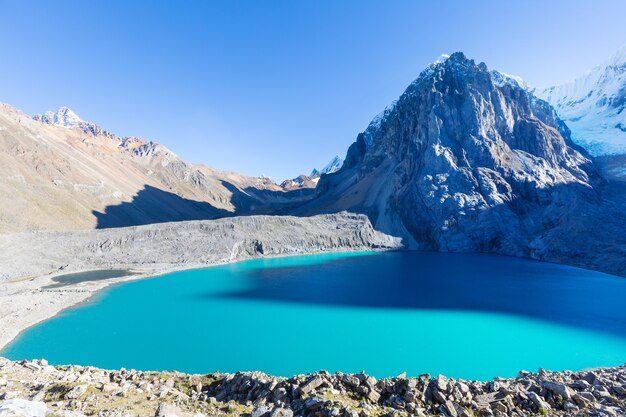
155 403 184 417
542 381 572 399
527 392 551 411
65 384 89 400
0 399 47 417
269 407 293 417
300 377 324 395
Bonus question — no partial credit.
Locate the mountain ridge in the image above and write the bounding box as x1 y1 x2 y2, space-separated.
0 102 310 232
536 46 626 157
1 51 625 277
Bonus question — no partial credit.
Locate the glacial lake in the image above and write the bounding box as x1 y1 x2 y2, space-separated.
3 251 626 380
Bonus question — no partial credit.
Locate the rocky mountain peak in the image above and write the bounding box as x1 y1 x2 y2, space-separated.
301 52 600 254
310 155 344 176
34 106 82 128
33 106 116 139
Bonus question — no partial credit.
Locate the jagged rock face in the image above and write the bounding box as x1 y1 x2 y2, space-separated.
304 53 601 254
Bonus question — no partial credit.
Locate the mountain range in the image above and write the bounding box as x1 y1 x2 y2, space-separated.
537 47 626 158
0 105 316 232
1 49 624 275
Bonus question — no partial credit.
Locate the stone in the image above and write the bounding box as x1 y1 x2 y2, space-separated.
542 381 571 399
577 391 596 403
572 379 591 390
269 407 293 417
434 375 449 393
307 397 326 412
563 401 578 411
251 406 272 417
155 403 184 417
443 400 458 417
22 362 41 372
388 394 404 410
300 376 324 395
341 374 360 388
366 388 380 404
364 377 377 390
493 401 507 413
65 384 89 400
527 392 551 411
613 384 626 395
0 399 47 417
432 390 447 404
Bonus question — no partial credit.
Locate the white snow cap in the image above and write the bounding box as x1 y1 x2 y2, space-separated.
536 45 626 156
53 106 82 127
434 54 450 65
34 106 83 128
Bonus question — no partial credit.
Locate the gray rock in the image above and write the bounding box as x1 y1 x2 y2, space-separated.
65 384 89 400
341 374 360 388
542 380 572 399
366 389 380 403
443 400 458 417
304 396 325 410
300 376 324 395
0 399 47 417
251 406 272 417
269 407 293 417
527 392 551 411
155 403 183 417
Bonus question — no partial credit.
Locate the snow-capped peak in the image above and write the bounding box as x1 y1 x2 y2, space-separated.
433 54 450 65
33 106 116 139
536 46 626 156
603 44 626 69
34 106 83 128
491 70 529 90
310 155 344 176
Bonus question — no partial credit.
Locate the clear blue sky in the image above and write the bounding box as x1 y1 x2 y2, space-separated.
1 1 624 180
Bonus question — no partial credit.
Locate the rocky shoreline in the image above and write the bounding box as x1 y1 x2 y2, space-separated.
0 213 402 351
0 358 624 417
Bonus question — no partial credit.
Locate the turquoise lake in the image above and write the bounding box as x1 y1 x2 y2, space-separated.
3 251 626 380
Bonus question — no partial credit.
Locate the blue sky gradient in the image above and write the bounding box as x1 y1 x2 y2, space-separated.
1 0 624 180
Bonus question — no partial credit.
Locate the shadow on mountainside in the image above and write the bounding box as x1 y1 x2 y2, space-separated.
93 185 235 228
93 182 317 229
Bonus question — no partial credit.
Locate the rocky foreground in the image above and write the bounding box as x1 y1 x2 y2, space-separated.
0 359 625 417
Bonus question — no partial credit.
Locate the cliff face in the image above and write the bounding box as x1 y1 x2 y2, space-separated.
296 53 624 274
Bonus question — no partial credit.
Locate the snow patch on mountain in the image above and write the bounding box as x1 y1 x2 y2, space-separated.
311 155 344 176
536 46 626 156
34 107 116 139
491 70 529 90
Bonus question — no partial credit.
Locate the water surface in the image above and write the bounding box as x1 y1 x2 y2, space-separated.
43 269 134 289
3 251 626 380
